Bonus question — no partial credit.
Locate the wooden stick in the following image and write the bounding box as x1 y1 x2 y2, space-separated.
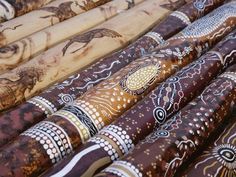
98 64 236 177
0 2 234 176
178 113 236 177
0 0 145 73
42 30 236 177
0 0 111 47
0 0 212 148
0 0 54 22
0 0 171 112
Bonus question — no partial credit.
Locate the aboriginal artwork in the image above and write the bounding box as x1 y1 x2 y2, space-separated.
180 117 236 177
0 0 224 164
62 28 122 55
40 1 77 23
0 0 189 148
0 1 177 175
0 0 164 112
160 0 188 11
119 61 161 95
99 65 236 177
0 0 142 73
41 30 236 177
0 67 44 110
78 0 110 11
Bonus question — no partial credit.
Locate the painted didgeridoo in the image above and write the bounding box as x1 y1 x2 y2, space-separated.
0 0 170 111
0 0 218 148
0 0 54 22
97 64 236 177
0 0 145 73
177 114 236 177
41 30 236 177
0 3 235 177
0 0 111 47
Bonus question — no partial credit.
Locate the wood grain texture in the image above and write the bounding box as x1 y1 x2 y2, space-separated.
178 113 236 177
0 0 145 73
0 0 111 47
0 2 234 177
0 0 207 149
42 29 236 177
0 0 53 22
99 64 236 177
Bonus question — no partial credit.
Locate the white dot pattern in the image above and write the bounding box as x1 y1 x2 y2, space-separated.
74 100 104 129
28 96 57 117
219 72 236 83
21 121 73 164
145 32 165 45
53 109 90 143
170 11 191 25
99 125 134 155
89 136 119 161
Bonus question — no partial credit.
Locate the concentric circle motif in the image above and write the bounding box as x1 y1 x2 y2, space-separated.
153 107 167 124
168 76 179 83
213 144 236 169
154 129 169 137
58 93 74 104
194 1 205 10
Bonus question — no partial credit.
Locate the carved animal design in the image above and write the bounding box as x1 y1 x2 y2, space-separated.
62 28 122 56
126 0 135 9
0 44 18 55
160 0 187 11
78 0 110 11
0 67 43 109
40 1 76 22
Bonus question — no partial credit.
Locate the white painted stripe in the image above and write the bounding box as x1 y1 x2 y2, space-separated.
50 144 100 177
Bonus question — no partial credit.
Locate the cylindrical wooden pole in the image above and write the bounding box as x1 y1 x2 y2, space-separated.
0 3 235 177
0 0 111 47
0 0 214 148
0 0 171 112
0 0 145 73
0 0 54 22
41 30 236 177
98 64 236 177
178 114 236 177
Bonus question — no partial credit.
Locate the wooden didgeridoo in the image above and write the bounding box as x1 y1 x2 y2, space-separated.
0 0 145 73
0 0 170 112
177 114 236 177
97 65 236 177
41 30 236 177
0 0 218 149
0 0 111 47
0 0 54 22
0 3 235 177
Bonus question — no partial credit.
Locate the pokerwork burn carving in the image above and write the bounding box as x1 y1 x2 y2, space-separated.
62 28 122 56
40 1 76 23
0 67 44 109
